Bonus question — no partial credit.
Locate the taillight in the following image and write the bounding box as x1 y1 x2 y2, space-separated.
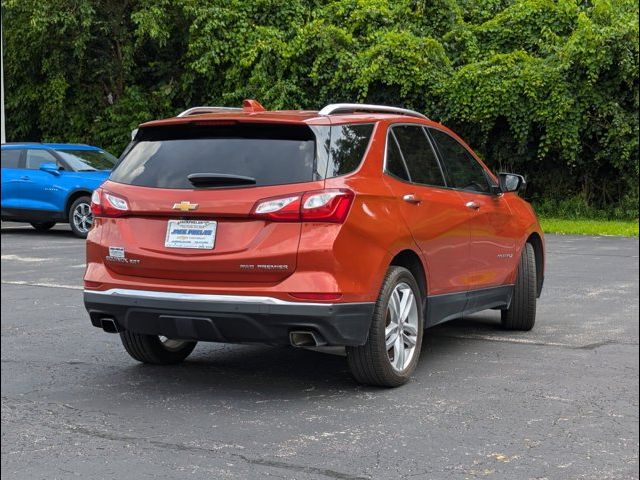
251 189 354 223
90 189 102 216
252 195 300 221
90 188 130 218
301 190 354 223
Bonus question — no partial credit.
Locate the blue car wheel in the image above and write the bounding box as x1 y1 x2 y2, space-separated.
69 196 93 238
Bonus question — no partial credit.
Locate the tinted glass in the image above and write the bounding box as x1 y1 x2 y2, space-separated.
25 149 57 169
429 129 490 193
385 134 410 181
57 149 117 171
326 124 374 178
392 125 445 186
110 124 322 189
1 149 21 168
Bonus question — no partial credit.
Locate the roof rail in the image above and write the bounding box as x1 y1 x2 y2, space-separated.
177 106 243 117
318 103 428 120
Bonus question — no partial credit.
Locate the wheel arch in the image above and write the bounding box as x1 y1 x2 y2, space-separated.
64 190 92 220
526 232 544 297
389 249 427 302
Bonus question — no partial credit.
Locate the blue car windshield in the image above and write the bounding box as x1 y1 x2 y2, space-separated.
57 149 117 171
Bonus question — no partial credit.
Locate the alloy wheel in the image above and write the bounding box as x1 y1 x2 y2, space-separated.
385 282 419 372
72 202 93 234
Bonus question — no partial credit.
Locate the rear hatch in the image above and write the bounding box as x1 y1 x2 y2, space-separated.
97 122 327 283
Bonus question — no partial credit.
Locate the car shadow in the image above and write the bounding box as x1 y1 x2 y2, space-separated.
428 313 504 336
0 225 77 238
92 316 506 400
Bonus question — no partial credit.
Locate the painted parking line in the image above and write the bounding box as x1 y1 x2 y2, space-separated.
1 280 83 290
1 254 53 262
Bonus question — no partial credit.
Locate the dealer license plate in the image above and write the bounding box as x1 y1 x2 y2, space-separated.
164 220 217 249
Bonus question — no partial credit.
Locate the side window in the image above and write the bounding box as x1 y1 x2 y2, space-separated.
392 125 445 187
1 150 22 168
326 124 374 178
25 149 58 170
385 133 410 181
429 129 491 193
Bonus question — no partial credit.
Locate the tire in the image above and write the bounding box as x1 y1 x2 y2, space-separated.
68 196 92 238
30 222 56 231
346 266 424 387
119 331 197 365
501 242 537 331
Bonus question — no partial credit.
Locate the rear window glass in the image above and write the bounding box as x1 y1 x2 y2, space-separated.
326 124 374 178
1 149 21 168
110 123 373 189
110 124 321 189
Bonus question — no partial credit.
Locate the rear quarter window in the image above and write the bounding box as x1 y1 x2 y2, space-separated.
325 124 374 178
1 149 21 168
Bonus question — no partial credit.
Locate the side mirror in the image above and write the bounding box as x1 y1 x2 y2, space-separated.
498 173 526 193
39 162 61 176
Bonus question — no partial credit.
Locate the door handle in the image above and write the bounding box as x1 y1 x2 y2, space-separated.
465 201 480 210
403 194 422 204
19 176 31 181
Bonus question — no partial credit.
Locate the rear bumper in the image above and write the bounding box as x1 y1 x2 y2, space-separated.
84 289 375 346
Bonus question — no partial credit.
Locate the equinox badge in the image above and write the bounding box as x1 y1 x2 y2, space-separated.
173 201 199 212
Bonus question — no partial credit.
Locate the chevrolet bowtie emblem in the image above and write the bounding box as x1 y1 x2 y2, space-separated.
172 201 198 212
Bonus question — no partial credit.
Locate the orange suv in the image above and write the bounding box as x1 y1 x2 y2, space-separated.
84 100 544 387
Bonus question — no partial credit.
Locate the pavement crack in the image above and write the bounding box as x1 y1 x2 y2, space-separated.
232 454 370 479
430 333 639 350
575 339 639 350
58 423 369 480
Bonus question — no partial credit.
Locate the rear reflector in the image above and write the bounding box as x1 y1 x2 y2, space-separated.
289 292 343 301
251 189 354 223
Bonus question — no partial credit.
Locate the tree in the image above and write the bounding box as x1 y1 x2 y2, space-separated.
2 0 638 218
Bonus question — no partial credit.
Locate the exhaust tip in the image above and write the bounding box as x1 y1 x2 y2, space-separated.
100 317 120 334
289 331 322 347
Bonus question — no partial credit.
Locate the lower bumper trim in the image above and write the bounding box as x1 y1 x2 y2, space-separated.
84 290 375 347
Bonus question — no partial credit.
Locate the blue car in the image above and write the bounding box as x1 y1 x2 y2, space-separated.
1 143 117 237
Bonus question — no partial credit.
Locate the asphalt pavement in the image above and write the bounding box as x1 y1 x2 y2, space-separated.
1 222 638 479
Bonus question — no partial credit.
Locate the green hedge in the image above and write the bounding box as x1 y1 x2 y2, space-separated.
2 0 638 219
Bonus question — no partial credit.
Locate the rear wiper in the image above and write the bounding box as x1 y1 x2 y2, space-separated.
187 173 257 187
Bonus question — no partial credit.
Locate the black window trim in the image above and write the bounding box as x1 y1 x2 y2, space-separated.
382 122 450 190
425 127 498 197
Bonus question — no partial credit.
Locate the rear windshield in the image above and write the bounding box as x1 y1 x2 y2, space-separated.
109 122 373 189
